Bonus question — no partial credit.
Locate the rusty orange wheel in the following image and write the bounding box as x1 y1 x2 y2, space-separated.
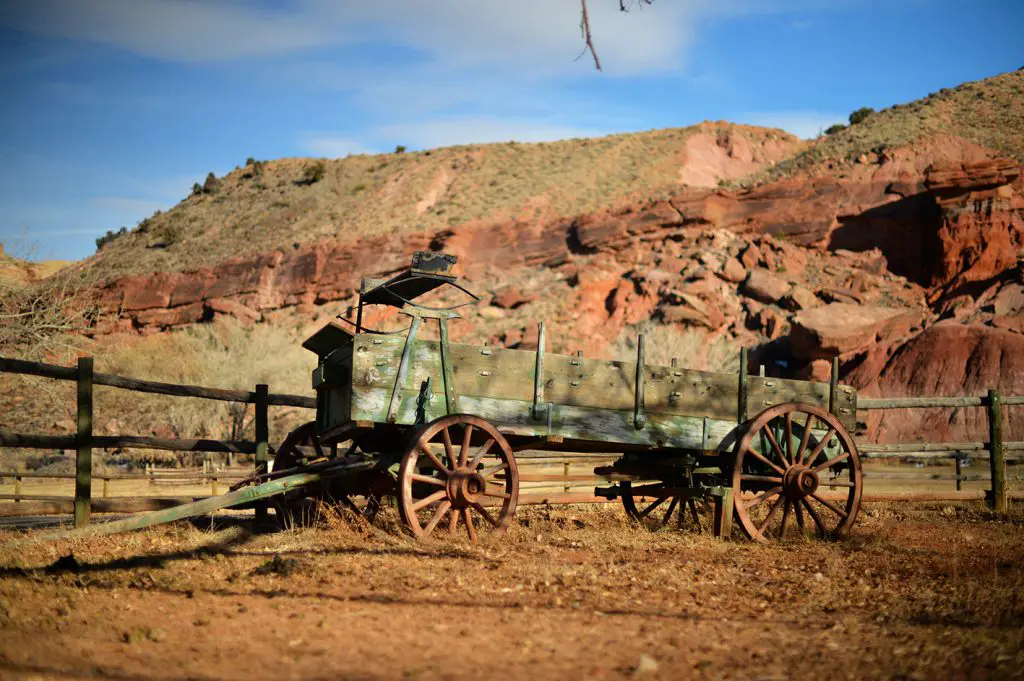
620 481 713 533
732 403 862 542
398 414 519 543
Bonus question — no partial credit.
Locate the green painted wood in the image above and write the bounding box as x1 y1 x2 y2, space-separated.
532 322 546 420
74 357 93 528
388 316 421 422
439 318 458 414
24 461 376 543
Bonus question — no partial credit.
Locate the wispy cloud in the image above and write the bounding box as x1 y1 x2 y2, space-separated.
740 110 847 139
302 135 377 158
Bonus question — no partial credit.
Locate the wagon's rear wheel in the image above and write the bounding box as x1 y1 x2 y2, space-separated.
620 481 712 533
270 422 383 529
732 403 862 542
397 414 519 543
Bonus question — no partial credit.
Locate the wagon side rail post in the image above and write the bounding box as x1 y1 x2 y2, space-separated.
254 383 269 524
74 356 94 528
987 388 1007 512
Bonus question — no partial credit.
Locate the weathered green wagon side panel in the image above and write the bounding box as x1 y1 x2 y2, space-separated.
344 333 856 431
350 385 741 451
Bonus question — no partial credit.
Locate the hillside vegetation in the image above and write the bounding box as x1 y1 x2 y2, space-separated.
85 123 798 280
753 67 1024 185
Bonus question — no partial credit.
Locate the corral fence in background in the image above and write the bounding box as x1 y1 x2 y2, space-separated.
0 355 1020 528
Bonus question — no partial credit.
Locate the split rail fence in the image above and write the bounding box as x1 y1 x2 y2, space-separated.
0 355 1020 527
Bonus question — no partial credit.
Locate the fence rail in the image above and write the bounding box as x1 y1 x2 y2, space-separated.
1 354 1020 525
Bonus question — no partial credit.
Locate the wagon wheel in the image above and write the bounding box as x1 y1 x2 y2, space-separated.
732 403 862 542
620 481 713 533
271 422 384 529
397 414 519 543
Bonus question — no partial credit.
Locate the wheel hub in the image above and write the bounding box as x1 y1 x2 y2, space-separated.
783 465 819 499
446 469 486 508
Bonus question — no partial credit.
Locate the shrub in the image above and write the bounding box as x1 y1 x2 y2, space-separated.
202 172 220 194
848 107 874 126
611 322 738 374
300 160 326 185
191 182 202 196
95 226 129 251
824 123 847 135
245 157 256 166
352 183 366 193
394 145 406 154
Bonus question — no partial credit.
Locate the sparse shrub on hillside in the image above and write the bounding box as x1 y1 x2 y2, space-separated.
95 226 129 251
245 157 256 166
0 269 98 361
352 183 366 194
824 123 847 135
848 107 875 126
191 182 202 196
394 145 406 154
298 160 326 185
202 172 221 194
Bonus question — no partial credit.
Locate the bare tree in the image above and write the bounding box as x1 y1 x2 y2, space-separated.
579 0 654 71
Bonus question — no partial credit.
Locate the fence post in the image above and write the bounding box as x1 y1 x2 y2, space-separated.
987 388 1006 512
74 356 94 528
563 462 570 493
254 384 269 525
14 475 21 502
954 455 962 492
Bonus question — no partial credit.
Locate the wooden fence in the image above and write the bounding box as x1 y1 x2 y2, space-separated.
0 355 1020 527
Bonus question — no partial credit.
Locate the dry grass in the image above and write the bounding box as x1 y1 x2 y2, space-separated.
750 67 1024 186
0 318 315 471
611 322 740 374
0 502 1021 680
82 123 797 281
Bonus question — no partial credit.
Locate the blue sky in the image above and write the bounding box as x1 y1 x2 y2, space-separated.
0 0 1021 262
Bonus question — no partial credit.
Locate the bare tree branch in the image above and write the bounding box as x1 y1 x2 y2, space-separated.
578 0 602 71
579 1 656 71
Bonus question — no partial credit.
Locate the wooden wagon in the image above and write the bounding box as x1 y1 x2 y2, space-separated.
272 251 863 543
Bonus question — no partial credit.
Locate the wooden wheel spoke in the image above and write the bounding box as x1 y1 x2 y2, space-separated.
779 500 792 538
441 428 456 469
463 508 478 543
813 451 849 473
810 493 849 519
448 507 460 534
741 474 783 484
422 501 451 535
794 501 806 534
744 486 782 511
745 448 787 477
412 489 448 512
762 426 789 468
638 495 669 519
803 427 837 467
468 438 496 469
795 412 814 466
480 462 508 479
820 480 855 488
471 502 499 528
482 488 511 500
783 413 794 464
410 473 446 487
419 444 450 475
757 494 786 535
687 499 702 533
801 499 827 537
459 424 474 467
661 497 679 526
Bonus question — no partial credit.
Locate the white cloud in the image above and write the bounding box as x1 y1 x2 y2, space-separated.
302 135 377 158
741 111 847 139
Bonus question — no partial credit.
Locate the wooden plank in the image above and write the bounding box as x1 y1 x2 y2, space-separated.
859 442 986 453
0 356 314 407
0 431 259 454
0 497 200 517
858 396 985 409
988 388 1007 512
74 357 93 528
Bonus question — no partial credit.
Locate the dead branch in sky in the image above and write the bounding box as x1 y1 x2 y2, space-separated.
578 0 655 71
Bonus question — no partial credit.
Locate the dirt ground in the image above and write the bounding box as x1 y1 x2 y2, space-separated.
0 502 1022 681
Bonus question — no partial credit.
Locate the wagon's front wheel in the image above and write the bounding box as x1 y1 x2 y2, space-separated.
397 414 519 543
732 403 862 542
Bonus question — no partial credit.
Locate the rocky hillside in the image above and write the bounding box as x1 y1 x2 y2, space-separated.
53 68 1024 444
0 244 67 286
